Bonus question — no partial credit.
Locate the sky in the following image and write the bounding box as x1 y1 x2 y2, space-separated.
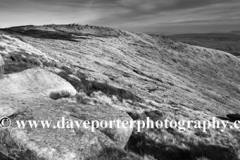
0 0 240 34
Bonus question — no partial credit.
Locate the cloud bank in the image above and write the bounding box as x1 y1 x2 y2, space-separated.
0 0 239 34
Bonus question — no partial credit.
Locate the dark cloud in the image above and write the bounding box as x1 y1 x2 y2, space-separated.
0 0 239 34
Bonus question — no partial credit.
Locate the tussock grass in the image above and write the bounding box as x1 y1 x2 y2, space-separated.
126 110 240 160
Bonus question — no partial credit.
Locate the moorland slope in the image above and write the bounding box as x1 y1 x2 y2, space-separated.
1 24 240 160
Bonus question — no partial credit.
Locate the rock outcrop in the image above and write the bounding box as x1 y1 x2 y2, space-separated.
0 68 133 160
0 68 77 98
0 98 132 160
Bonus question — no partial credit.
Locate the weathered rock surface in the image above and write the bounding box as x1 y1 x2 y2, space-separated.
0 97 132 160
0 67 77 98
0 67 133 160
1 24 240 160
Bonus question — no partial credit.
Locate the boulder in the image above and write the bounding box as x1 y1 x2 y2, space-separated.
0 67 77 98
66 102 133 148
0 102 117 160
0 96 133 160
0 68 133 160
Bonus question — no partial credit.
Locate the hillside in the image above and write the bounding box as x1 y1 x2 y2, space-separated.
1 24 240 160
230 30 240 35
168 33 240 57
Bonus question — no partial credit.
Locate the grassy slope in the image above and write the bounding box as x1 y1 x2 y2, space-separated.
1 25 240 160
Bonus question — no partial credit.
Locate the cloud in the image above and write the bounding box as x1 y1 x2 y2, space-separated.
0 0 240 33
91 0 240 33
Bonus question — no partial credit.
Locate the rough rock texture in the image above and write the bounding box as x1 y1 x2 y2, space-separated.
0 67 77 98
0 97 132 160
0 68 133 160
1 24 240 160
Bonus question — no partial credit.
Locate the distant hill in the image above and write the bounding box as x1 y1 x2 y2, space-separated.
230 30 240 35
168 33 240 57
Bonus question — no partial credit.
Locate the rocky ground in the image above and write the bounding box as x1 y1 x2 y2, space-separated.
1 24 240 160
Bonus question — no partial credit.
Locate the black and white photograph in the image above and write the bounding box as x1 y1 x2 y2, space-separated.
0 0 240 160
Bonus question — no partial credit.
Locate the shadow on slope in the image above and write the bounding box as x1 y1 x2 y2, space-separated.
126 111 238 160
1 24 125 41
4 61 35 74
3 54 41 74
57 69 144 102
0 153 13 160
2 29 78 42
126 132 238 160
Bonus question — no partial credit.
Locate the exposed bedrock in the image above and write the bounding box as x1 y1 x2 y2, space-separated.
0 68 133 160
